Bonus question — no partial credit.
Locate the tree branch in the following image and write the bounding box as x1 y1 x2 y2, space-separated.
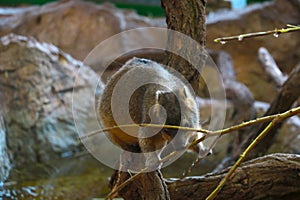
258 47 287 88
241 63 300 160
214 24 300 44
167 153 300 200
206 106 300 199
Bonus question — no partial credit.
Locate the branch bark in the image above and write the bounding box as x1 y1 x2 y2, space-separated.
258 47 287 88
167 153 300 200
161 0 206 93
109 170 170 200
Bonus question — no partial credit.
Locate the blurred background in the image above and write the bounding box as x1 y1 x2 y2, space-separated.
0 0 270 16
0 0 298 199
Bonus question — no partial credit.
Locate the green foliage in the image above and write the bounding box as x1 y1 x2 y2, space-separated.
247 0 271 4
115 3 164 17
0 0 55 6
0 0 165 17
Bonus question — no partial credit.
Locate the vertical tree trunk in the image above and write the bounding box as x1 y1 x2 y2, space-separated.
109 1 207 199
161 0 207 93
109 152 170 200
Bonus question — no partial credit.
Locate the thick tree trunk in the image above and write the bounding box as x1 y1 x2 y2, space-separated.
161 0 206 93
109 1 207 199
108 151 170 200
167 153 300 200
110 170 170 200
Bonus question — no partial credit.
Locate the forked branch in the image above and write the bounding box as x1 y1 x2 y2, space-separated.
206 106 300 200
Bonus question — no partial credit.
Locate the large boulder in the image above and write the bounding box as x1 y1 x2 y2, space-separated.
0 33 103 180
0 0 163 61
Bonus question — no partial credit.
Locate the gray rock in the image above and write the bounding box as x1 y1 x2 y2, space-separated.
0 33 103 179
0 1 163 61
0 115 11 181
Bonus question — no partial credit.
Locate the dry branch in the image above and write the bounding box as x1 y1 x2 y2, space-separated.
245 63 300 160
214 25 300 44
258 47 287 88
207 106 300 199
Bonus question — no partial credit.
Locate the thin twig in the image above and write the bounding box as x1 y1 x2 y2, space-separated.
79 124 209 140
79 124 140 139
181 135 221 178
79 112 284 141
214 25 300 44
206 113 283 136
206 106 300 200
287 24 299 28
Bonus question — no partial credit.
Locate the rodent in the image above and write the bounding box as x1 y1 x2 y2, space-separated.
98 57 205 167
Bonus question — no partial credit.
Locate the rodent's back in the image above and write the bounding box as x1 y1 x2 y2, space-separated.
98 58 199 152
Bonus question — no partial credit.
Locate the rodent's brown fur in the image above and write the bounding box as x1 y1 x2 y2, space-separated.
99 58 203 156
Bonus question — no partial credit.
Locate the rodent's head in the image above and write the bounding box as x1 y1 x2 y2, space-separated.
151 86 201 152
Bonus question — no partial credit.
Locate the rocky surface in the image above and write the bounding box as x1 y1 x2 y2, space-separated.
1 0 299 102
206 0 231 13
0 114 11 181
0 33 103 180
0 0 163 61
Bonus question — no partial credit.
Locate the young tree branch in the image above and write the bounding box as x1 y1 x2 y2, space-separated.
214 24 300 44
